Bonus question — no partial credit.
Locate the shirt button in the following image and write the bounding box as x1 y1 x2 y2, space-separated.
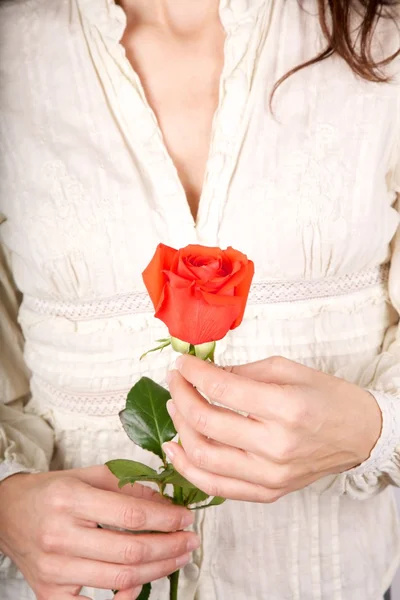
183 563 200 581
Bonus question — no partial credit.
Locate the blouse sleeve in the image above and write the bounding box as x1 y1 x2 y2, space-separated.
0 238 54 483
317 163 400 499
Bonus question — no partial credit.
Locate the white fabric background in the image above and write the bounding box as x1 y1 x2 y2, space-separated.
2 1 400 599
394 491 400 598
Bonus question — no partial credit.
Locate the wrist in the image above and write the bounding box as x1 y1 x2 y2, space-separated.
0 472 33 556
0 471 34 508
0 470 33 488
0 460 39 484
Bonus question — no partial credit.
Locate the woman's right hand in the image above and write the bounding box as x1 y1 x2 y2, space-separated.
0 465 199 600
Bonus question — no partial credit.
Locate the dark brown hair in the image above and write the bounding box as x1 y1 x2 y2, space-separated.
274 1 400 96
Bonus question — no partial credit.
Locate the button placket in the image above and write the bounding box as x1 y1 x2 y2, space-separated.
78 2 198 249
195 5 266 245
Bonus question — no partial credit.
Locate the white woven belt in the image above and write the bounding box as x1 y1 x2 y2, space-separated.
23 264 389 322
27 264 390 416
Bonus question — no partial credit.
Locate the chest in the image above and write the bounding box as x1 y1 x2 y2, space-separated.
1 1 399 300
120 23 225 220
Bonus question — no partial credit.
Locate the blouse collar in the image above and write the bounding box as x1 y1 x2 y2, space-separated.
78 0 266 42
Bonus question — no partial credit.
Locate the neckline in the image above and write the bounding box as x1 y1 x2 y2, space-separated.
77 0 269 244
117 1 228 228
80 0 267 41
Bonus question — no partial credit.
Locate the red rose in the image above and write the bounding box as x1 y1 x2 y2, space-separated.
142 244 254 345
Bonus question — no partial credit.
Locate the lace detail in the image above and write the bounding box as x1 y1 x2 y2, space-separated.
248 265 389 305
349 390 400 477
24 291 154 320
33 376 129 416
23 265 390 321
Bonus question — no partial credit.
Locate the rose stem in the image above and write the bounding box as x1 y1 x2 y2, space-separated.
169 570 180 600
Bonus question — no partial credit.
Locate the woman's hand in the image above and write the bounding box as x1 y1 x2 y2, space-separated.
163 355 382 503
0 465 199 600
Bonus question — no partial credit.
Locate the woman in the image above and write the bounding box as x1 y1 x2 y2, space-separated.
0 0 399 598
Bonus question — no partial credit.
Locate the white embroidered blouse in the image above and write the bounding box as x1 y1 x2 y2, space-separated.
1 1 400 599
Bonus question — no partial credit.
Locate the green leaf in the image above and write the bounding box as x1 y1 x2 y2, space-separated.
207 496 226 507
192 496 226 510
183 487 209 506
137 583 151 600
160 466 197 489
106 459 159 480
116 478 136 489
160 466 209 506
106 460 162 489
106 461 203 497
173 485 184 505
106 459 212 510
119 377 176 459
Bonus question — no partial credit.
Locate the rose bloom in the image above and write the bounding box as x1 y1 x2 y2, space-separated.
142 244 254 345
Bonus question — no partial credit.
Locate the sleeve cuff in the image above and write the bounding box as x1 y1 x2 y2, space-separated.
347 390 400 477
0 460 39 483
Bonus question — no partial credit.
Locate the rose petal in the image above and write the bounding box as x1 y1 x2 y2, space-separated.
179 245 223 259
231 258 255 328
186 259 222 281
155 281 241 345
142 244 177 310
144 243 254 343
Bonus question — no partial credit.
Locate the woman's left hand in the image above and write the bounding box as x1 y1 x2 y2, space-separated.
162 355 383 503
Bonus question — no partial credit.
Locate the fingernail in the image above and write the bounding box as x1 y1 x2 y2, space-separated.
186 536 200 552
166 400 177 418
176 552 191 568
162 442 175 460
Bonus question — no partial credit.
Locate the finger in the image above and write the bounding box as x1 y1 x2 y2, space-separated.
114 587 142 600
57 595 92 600
37 554 191 589
57 594 92 600
168 372 271 455
71 485 194 532
46 586 92 600
72 465 170 504
226 356 316 385
171 404 303 488
60 526 199 564
162 441 286 503
169 389 315 466
174 354 286 416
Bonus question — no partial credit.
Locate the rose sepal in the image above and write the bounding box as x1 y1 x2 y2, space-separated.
170 337 191 354
140 338 171 361
194 341 216 361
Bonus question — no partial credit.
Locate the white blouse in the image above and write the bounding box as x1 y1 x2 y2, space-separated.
1 1 400 598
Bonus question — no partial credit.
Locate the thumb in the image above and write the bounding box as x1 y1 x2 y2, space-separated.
226 356 314 386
